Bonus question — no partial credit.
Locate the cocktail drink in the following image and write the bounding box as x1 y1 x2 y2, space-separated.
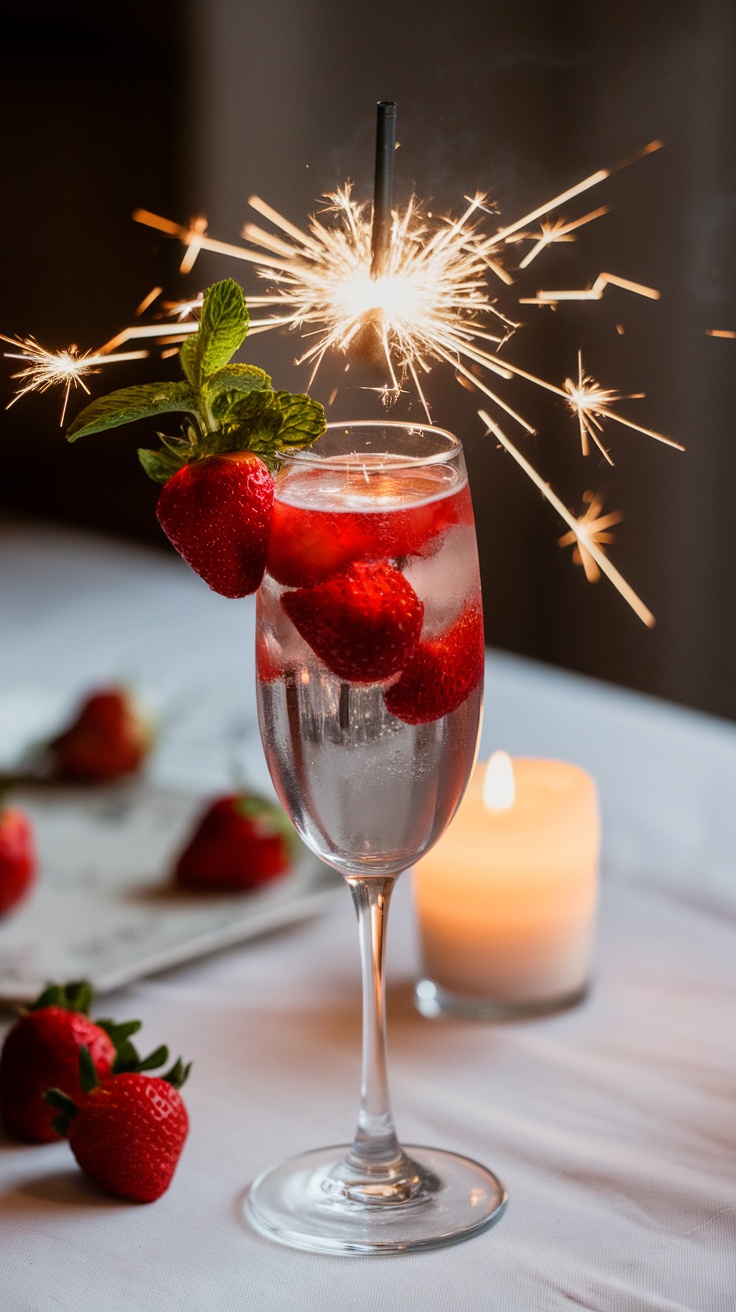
247 422 506 1254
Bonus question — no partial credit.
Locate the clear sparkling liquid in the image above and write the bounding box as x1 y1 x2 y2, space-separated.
256 459 483 878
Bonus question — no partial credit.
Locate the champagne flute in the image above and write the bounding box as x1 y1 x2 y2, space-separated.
246 421 506 1254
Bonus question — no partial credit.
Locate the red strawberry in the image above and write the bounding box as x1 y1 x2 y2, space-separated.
384 604 485 724
46 1050 190 1203
0 981 116 1142
281 562 424 683
0 804 37 917
174 793 294 892
157 452 275 598
267 479 474 588
51 686 152 782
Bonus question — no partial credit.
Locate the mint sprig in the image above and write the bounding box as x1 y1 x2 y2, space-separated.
66 279 326 481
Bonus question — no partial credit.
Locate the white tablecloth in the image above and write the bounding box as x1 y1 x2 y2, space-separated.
1 519 735 1311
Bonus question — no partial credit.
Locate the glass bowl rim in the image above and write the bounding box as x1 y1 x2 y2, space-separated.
275 419 462 470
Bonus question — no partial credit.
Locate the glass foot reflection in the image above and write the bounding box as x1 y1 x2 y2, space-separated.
245 1144 506 1255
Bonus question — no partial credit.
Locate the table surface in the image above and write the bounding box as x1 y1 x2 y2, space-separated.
1 519 735 1312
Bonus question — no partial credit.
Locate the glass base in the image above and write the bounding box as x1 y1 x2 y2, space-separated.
245 1143 506 1255
415 977 589 1021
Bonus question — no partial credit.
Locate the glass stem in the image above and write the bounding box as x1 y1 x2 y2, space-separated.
345 875 402 1173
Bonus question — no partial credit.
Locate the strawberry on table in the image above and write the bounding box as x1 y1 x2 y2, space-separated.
51 686 152 783
65 279 326 599
281 561 424 683
0 981 123 1142
45 1048 191 1203
0 802 37 917
174 792 295 892
384 604 485 724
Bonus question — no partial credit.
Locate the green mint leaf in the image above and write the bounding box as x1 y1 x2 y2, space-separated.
200 388 282 459
271 390 326 452
179 279 249 388
66 382 198 441
206 388 326 466
203 363 272 424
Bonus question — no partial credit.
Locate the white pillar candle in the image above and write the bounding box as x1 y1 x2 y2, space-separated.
413 754 600 1013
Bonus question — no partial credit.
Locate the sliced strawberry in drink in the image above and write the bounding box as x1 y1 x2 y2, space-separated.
266 500 364 587
384 604 484 724
267 482 473 587
281 562 424 683
386 483 475 561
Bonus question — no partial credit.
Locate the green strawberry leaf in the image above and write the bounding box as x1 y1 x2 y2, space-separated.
137 439 191 484
43 1088 79 1137
180 278 249 388
235 793 298 858
97 1018 143 1072
28 980 93 1014
138 1045 169 1072
163 1057 192 1089
66 382 198 441
78 1045 100 1093
203 363 272 424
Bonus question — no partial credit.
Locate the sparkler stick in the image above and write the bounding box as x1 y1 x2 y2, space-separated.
371 101 397 278
479 408 655 627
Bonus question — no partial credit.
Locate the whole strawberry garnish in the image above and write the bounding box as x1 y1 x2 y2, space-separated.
384 604 485 724
174 792 295 892
281 561 424 683
0 802 37 917
51 686 152 783
46 1049 191 1203
156 452 275 598
0 981 121 1142
66 279 326 601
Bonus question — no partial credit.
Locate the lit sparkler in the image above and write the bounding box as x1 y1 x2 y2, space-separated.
128 137 682 625
3 109 677 625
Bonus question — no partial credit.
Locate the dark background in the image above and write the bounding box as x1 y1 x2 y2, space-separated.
2 1 735 718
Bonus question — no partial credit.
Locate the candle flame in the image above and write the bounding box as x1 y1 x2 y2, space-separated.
483 751 516 811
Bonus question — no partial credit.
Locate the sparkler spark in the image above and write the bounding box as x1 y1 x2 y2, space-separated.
3 137 675 626
563 351 684 462
558 490 624 583
0 335 149 425
480 409 655 627
128 147 683 625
